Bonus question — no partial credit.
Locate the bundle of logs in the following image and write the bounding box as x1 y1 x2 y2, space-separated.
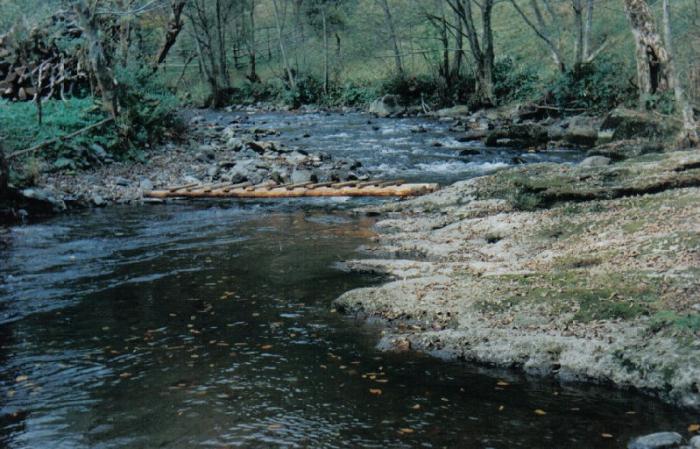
0 11 89 102
145 180 441 199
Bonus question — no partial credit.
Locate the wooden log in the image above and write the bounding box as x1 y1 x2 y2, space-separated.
145 182 440 199
168 182 198 192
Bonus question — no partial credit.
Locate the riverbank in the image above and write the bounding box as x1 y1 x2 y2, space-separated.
335 147 700 411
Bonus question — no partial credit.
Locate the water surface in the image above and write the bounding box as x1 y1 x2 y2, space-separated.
1 113 696 448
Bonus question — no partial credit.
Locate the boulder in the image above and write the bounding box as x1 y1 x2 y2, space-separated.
563 116 600 147
485 123 548 148
195 145 216 162
290 169 317 184
628 432 683 449
690 436 700 449
369 95 402 117
600 108 678 142
20 188 67 213
433 104 472 118
587 140 665 161
579 156 611 167
139 179 153 191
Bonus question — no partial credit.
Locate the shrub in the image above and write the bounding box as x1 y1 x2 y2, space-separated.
494 56 540 104
549 56 636 113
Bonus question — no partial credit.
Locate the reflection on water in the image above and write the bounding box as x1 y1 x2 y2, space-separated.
0 204 694 449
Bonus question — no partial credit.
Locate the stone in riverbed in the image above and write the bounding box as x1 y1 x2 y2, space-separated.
139 179 154 191
20 188 67 212
579 156 612 168
689 436 700 449
628 432 683 449
290 169 317 184
369 95 402 117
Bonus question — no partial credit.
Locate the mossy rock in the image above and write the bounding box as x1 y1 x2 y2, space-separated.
485 123 548 148
600 107 679 142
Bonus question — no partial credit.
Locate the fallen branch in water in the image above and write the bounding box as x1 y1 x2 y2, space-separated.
8 117 115 160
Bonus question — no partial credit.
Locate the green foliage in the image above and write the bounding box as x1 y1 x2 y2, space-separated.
0 66 182 181
114 65 183 159
0 98 115 171
549 57 636 113
493 56 540 104
642 91 676 115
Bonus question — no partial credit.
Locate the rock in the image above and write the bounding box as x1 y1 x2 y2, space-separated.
689 436 700 449
226 137 244 151
410 126 427 133
195 146 216 162
114 177 131 187
369 94 402 117
91 193 106 207
206 165 219 179
459 148 481 156
139 179 153 191
485 123 548 148
563 115 599 147
20 188 66 212
579 156 611 167
600 107 678 142
290 169 317 184
433 105 472 118
457 130 488 141
628 432 683 449
587 139 665 161
90 143 108 160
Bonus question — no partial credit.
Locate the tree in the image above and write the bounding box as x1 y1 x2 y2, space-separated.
509 0 607 72
661 0 698 145
272 0 296 90
447 0 496 106
73 0 119 117
375 0 404 76
186 0 236 107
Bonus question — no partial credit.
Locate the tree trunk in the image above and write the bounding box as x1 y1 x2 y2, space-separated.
377 0 404 76
153 0 187 72
272 0 296 89
582 0 594 60
73 0 118 118
510 0 566 72
661 0 699 145
572 0 585 65
623 0 673 106
480 0 496 105
248 0 259 82
322 5 329 95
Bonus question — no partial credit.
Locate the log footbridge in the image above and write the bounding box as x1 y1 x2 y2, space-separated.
145 180 439 199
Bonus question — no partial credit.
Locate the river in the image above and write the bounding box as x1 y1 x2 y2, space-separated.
0 112 694 449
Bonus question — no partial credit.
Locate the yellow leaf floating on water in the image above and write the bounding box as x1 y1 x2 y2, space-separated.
689 423 700 433
496 380 510 387
411 404 421 410
398 428 414 435
601 433 614 439
261 345 273 350
534 409 547 416
268 424 282 431
369 388 382 396
15 375 28 383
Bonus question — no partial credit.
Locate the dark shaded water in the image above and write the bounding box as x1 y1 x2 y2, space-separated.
1 114 696 448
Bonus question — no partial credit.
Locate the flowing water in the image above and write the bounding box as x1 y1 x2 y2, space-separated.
0 113 695 449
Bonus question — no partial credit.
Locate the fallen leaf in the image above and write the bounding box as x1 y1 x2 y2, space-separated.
15 375 28 383
496 380 510 387
601 433 614 439
411 404 421 410
534 409 547 416
261 345 273 350
398 428 414 434
689 423 700 433
369 388 382 396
